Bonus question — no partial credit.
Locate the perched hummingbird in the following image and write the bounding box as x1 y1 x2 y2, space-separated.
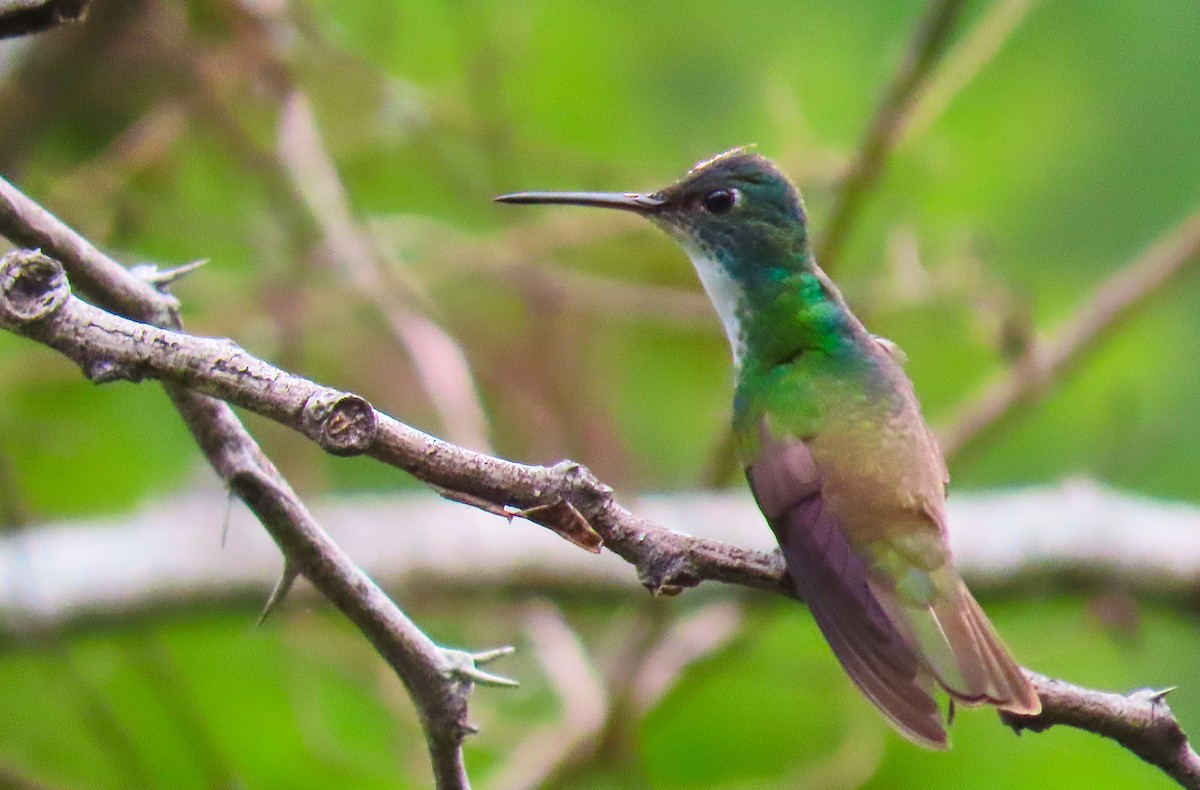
496 149 1040 747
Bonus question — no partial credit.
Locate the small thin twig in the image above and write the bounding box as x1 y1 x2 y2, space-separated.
257 562 299 626
3 249 1199 787
939 206 1200 461
815 0 967 271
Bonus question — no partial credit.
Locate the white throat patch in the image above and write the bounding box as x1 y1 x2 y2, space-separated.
679 240 747 366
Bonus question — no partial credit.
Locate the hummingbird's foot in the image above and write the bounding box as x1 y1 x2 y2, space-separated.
441 645 519 688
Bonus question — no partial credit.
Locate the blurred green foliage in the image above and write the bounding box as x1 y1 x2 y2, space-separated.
0 599 1190 789
0 0 1198 787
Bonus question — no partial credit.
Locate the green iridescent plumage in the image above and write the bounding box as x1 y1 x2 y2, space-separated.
497 148 1040 748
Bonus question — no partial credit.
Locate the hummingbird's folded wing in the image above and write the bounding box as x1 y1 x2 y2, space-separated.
747 424 1040 747
746 431 949 749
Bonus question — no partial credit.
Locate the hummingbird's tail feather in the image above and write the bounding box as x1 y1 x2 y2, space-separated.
766 494 949 748
869 577 1041 716
940 587 1041 715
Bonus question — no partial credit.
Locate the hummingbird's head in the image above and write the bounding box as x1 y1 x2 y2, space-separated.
495 148 809 260
496 148 814 362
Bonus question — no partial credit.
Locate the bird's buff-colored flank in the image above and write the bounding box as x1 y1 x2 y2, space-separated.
496 148 1040 748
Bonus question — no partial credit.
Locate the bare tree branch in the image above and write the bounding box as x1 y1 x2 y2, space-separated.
1005 673 1200 790
2 247 1198 787
0 247 779 596
0 179 502 789
939 205 1200 460
815 0 967 271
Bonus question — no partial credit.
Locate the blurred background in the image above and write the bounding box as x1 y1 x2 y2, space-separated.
1 0 1199 787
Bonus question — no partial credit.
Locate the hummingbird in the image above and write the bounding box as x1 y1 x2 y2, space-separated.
495 148 1040 747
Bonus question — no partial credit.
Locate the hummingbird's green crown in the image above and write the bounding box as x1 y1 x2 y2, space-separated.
651 147 808 239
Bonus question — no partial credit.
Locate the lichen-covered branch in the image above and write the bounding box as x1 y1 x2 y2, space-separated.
2 247 1198 787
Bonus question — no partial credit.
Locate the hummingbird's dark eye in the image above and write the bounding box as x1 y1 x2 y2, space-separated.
701 188 739 215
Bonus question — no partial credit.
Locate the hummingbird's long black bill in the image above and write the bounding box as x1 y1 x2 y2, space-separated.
494 191 664 214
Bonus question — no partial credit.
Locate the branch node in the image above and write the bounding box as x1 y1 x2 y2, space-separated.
550 459 612 500
84 357 137 383
0 249 68 325
638 552 699 597
431 483 511 517
301 390 377 455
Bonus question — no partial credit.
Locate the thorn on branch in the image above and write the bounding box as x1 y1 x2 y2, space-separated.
469 645 516 666
430 483 512 518
442 645 519 689
257 563 300 626
131 258 211 290
1146 687 1179 704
